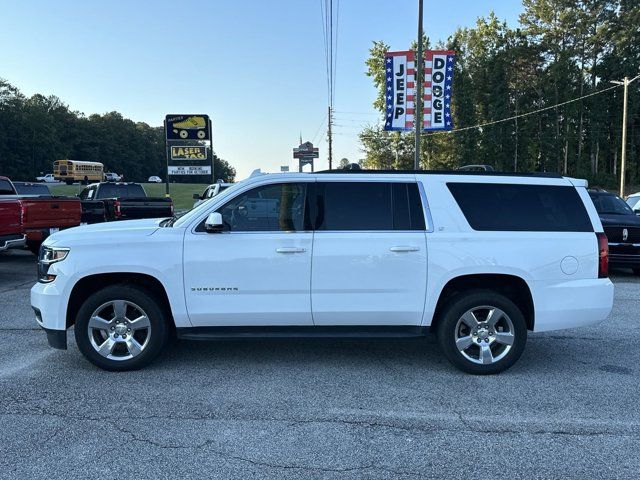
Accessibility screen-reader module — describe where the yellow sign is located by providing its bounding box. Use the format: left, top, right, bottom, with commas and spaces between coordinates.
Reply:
170, 146, 207, 160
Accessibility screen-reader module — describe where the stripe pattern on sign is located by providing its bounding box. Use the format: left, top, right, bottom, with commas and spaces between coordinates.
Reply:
384, 51, 415, 131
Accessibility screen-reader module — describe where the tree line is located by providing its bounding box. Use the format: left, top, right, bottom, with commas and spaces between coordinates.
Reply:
360, 0, 640, 192
0, 80, 236, 183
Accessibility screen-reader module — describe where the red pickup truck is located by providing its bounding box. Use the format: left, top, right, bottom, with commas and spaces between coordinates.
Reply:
0, 176, 82, 254
0, 198, 25, 252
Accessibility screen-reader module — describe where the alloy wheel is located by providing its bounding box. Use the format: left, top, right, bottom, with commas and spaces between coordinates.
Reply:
87, 300, 152, 361
454, 306, 515, 365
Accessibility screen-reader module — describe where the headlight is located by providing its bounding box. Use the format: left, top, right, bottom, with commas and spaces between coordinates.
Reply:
38, 247, 70, 283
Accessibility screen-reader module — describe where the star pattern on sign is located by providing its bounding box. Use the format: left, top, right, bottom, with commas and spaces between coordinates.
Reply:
442, 54, 455, 131
386, 57, 392, 64
387, 76, 391, 82
386, 67, 391, 73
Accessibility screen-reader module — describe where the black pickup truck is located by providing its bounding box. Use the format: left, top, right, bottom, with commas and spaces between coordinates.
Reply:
589, 189, 640, 276
78, 182, 173, 223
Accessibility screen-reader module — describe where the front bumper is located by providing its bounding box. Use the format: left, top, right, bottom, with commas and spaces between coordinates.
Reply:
32, 306, 67, 349
31, 280, 70, 350
44, 327, 67, 349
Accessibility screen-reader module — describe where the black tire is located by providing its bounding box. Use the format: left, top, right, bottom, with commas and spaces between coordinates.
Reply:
436, 290, 527, 375
633, 268, 640, 276
74, 284, 169, 371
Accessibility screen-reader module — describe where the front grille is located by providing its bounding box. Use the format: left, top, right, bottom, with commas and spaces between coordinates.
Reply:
604, 226, 640, 243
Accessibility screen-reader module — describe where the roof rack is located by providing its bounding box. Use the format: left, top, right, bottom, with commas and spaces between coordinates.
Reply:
314, 169, 564, 179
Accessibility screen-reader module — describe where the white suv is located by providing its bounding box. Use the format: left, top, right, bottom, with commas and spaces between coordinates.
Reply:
31, 171, 614, 374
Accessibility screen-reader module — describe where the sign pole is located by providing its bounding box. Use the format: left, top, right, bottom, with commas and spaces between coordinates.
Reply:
164, 119, 170, 197
209, 119, 214, 184
414, 0, 424, 170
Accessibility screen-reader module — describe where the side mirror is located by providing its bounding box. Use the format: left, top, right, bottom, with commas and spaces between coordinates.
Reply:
204, 212, 224, 233
192, 193, 200, 200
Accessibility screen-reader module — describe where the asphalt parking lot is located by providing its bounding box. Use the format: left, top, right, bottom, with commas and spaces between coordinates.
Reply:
0, 249, 639, 479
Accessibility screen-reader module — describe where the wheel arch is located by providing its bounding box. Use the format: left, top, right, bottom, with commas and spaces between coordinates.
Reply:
66, 272, 174, 330
429, 273, 535, 332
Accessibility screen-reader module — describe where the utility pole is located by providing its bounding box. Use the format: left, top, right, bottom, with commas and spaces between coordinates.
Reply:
414, 0, 424, 170
611, 73, 640, 197
328, 105, 333, 169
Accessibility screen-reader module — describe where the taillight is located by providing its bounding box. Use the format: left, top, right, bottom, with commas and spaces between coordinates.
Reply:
113, 200, 121, 218
596, 232, 609, 278
19, 201, 25, 227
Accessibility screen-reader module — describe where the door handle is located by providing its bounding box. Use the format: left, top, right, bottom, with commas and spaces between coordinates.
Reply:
389, 246, 420, 253
276, 247, 306, 253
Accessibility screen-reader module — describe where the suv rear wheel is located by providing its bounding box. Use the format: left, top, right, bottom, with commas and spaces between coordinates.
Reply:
436, 290, 527, 375
74, 285, 168, 371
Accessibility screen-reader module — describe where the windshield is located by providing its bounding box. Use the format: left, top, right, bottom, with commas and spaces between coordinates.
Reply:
173, 181, 245, 227
590, 194, 635, 215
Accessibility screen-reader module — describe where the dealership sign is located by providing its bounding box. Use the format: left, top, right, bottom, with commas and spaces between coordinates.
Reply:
167, 165, 211, 175
382, 50, 455, 132
423, 50, 455, 131
165, 114, 211, 141
384, 51, 415, 131
170, 146, 207, 160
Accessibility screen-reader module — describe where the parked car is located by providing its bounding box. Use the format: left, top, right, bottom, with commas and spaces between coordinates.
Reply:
104, 172, 122, 182
456, 164, 495, 172
148, 176, 162, 183
32, 170, 614, 374
192, 182, 233, 208
626, 192, 640, 213
0, 198, 25, 252
36, 174, 58, 183
0, 176, 82, 254
78, 182, 173, 222
12, 182, 52, 197
589, 189, 640, 275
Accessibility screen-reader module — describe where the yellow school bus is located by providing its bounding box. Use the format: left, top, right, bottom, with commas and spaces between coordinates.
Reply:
53, 160, 104, 185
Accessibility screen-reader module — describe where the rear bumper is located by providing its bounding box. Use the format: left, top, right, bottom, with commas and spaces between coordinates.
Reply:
0, 234, 25, 252
533, 278, 614, 332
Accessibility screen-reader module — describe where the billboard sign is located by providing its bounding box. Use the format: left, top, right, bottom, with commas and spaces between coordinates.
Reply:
423, 50, 455, 131
168, 165, 211, 175
165, 114, 210, 140
383, 51, 415, 131
170, 146, 207, 160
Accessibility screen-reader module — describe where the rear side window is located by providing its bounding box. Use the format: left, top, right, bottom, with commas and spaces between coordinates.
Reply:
98, 184, 145, 198
316, 182, 425, 231
447, 183, 593, 232
14, 183, 50, 195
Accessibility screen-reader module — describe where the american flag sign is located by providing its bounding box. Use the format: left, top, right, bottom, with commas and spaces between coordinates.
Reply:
384, 51, 415, 131
423, 50, 455, 131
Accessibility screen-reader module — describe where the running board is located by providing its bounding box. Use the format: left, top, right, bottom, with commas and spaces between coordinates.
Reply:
177, 325, 429, 341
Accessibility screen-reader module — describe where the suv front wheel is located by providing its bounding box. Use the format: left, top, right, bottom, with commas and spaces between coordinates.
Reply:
437, 290, 527, 375
74, 285, 169, 371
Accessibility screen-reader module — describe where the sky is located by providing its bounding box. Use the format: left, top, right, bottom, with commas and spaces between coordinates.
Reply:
0, 0, 524, 179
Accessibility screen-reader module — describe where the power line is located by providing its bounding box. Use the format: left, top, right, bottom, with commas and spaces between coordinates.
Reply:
426, 84, 621, 136
320, 0, 339, 168
353, 83, 622, 140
